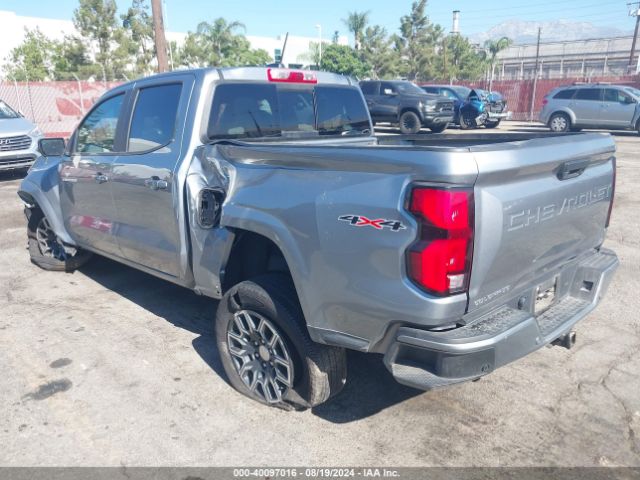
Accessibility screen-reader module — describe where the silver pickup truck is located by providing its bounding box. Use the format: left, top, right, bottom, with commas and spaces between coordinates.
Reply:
18, 67, 619, 410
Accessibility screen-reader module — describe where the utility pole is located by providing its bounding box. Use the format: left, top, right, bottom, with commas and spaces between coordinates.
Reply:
443, 36, 448, 82
529, 27, 542, 122
628, 2, 640, 73
151, 0, 169, 73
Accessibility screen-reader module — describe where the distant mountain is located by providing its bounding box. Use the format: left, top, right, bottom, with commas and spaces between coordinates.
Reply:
468, 20, 632, 45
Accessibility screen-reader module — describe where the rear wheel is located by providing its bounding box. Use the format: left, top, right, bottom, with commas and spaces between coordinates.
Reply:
429, 123, 448, 133
215, 274, 347, 410
549, 113, 571, 133
399, 111, 421, 134
27, 209, 91, 272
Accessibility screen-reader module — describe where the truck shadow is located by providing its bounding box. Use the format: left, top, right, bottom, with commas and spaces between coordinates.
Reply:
80, 255, 424, 421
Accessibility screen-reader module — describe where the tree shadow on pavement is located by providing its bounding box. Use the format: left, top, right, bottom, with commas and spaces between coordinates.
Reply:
312, 350, 423, 423
81, 255, 425, 418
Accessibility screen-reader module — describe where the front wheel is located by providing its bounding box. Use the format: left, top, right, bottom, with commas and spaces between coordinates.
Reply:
215, 274, 347, 410
27, 209, 92, 272
460, 110, 478, 130
399, 111, 421, 134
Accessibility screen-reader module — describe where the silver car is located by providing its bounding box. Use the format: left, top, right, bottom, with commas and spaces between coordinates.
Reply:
0, 100, 43, 171
540, 83, 640, 133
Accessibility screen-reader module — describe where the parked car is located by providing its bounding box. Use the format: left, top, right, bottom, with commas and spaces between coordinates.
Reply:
19, 67, 618, 410
359, 80, 454, 133
540, 83, 640, 133
0, 100, 43, 172
421, 84, 511, 129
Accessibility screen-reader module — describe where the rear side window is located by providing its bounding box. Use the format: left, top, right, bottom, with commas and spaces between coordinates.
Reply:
553, 89, 576, 100
207, 83, 370, 140
128, 83, 182, 152
359, 82, 378, 95
76, 94, 124, 154
574, 88, 602, 101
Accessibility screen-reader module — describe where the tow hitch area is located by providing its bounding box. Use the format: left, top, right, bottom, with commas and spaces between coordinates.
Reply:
552, 331, 577, 350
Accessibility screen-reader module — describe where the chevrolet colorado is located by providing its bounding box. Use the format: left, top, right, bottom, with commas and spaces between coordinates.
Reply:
18, 67, 619, 410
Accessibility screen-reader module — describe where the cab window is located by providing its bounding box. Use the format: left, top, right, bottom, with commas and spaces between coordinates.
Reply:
604, 89, 633, 103
76, 94, 124, 154
127, 83, 183, 153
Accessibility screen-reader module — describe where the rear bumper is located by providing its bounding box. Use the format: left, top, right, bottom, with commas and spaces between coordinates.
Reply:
383, 248, 618, 390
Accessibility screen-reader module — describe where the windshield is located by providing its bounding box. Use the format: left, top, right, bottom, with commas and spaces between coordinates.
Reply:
207, 83, 371, 140
0, 101, 20, 119
395, 82, 428, 96
623, 86, 640, 98
451, 86, 471, 98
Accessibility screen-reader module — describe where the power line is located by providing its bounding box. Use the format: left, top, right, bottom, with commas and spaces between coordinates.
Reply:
428, 0, 620, 16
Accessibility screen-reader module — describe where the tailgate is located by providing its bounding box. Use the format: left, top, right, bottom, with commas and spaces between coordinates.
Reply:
467, 133, 615, 313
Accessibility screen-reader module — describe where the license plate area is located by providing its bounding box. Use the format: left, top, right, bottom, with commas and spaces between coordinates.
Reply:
535, 277, 557, 314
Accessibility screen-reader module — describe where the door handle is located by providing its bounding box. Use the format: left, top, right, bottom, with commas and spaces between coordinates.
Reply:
144, 177, 168, 190
94, 173, 109, 184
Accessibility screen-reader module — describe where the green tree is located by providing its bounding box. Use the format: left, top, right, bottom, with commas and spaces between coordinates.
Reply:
396, 0, 443, 80
360, 25, 399, 79
177, 18, 271, 68
3, 28, 56, 81
342, 10, 370, 50
52, 35, 97, 80
73, 0, 123, 79
320, 44, 369, 78
484, 36, 512, 90
297, 41, 321, 68
438, 35, 487, 81
120, 0, 155, 76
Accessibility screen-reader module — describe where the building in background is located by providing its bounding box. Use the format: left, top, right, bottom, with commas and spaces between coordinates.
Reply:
496, 36, 638, 80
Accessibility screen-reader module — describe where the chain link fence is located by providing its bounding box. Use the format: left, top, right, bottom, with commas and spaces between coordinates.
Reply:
0, 81, 121, 137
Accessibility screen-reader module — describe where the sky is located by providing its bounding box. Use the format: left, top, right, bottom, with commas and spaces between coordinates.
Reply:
0, 0, 635, 40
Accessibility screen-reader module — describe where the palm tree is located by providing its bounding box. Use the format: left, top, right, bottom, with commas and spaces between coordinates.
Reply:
484, 36, 512, 91
197, 18, 246, 62
342, 11, 370, 50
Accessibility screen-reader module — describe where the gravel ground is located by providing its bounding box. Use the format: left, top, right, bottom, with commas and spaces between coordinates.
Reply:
0, 122, 638, 467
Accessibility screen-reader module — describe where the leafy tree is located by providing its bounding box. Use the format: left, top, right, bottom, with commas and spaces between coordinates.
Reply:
297, 41, 321, 68
396, 0, 443, 80
3, 28, 55, 81
484, 36, 512, 90
73, 0, 123, 79
177, 18, 270, 68
320, 44, 369, 78
53, 35, 98, 80
437, 35, 488, 81
360, 25, 399, 79
342, 10, 370, 50
121, 0, 155, 76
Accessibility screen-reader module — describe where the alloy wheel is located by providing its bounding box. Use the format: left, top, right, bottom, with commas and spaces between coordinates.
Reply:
35, 217, 67, 261
227, 309, 294, 404
550, 115, 568, 132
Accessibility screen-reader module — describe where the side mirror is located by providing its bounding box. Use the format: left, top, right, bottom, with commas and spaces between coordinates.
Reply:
625, 96, 636, 104
38, 138, 66, 157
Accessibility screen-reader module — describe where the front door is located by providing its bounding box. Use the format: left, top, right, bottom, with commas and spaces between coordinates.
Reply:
109, 77, 193, 278
59, 92, 127, 256
376, 82, 401, 121
601, 88, 637, 128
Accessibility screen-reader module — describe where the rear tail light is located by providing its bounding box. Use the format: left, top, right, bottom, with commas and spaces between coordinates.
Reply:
267, 68, 317, 84
406, 186, 474, 296
606, 156, 616, 228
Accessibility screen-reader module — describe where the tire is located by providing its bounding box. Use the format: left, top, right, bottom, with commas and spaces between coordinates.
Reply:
459, 109, 477, 130
429, 123, 448, 133
215, 274, 347, 410
485, 120, 501, 129
549, 112, 571, 133
27, 208, 92, 272
399, 111, 421, 134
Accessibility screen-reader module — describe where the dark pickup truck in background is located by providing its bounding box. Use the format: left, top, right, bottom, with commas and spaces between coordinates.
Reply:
360, 80, 454, 134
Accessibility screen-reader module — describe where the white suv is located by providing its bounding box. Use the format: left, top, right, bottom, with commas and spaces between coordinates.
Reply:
0, 100, 43, 171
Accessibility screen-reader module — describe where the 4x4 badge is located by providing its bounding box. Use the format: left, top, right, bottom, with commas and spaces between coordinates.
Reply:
339, 215, 406, 232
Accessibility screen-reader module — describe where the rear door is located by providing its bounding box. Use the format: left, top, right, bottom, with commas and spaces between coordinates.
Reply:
467, 134, 615, 314
109, 75, 194, 277
570, 87, 603, 126
59, 91, 128, 256
601, 88, 637, 128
